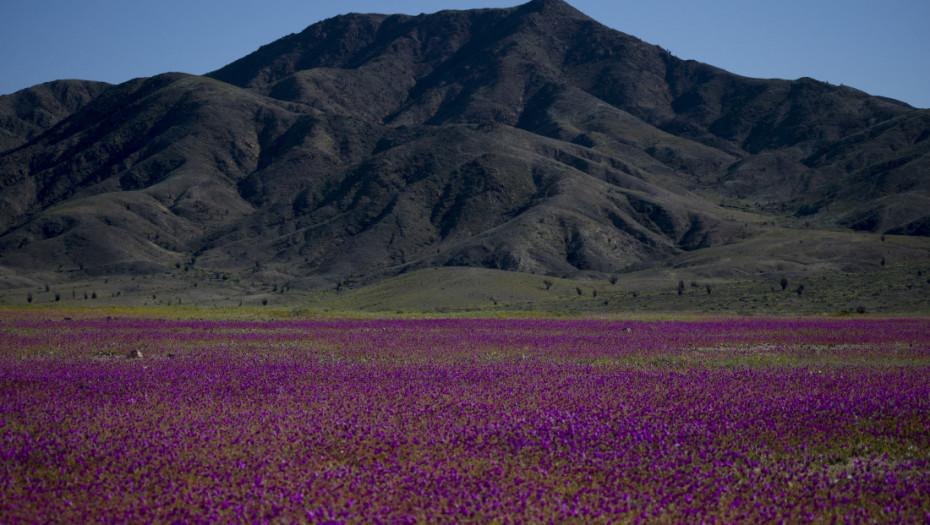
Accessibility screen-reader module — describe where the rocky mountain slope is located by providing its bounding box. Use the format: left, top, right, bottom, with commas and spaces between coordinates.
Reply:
1, 0, 928, 291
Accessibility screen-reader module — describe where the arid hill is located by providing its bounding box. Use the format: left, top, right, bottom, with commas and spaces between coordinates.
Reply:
1, 0, 928, 293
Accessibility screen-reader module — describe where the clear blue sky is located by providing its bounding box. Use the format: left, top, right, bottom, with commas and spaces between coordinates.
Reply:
3, 0, 928, 108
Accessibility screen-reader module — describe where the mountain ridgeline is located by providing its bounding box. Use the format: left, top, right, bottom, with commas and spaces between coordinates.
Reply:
1, 0, 928, 291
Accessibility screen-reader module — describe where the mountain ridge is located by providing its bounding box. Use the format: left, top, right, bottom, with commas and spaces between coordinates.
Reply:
0, 0, 927, 296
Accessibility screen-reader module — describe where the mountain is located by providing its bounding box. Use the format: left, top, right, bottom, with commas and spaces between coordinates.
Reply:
0, 79, 111, 152
1, 0, 928, 294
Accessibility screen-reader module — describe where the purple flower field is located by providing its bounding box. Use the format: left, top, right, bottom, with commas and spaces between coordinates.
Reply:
2, 314, 929, 523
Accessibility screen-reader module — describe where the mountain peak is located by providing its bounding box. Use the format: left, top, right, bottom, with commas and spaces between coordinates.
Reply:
518, 0, 590, 19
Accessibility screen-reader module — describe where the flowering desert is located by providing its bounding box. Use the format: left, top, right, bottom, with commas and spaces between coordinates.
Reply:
2, 312, 929, 523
